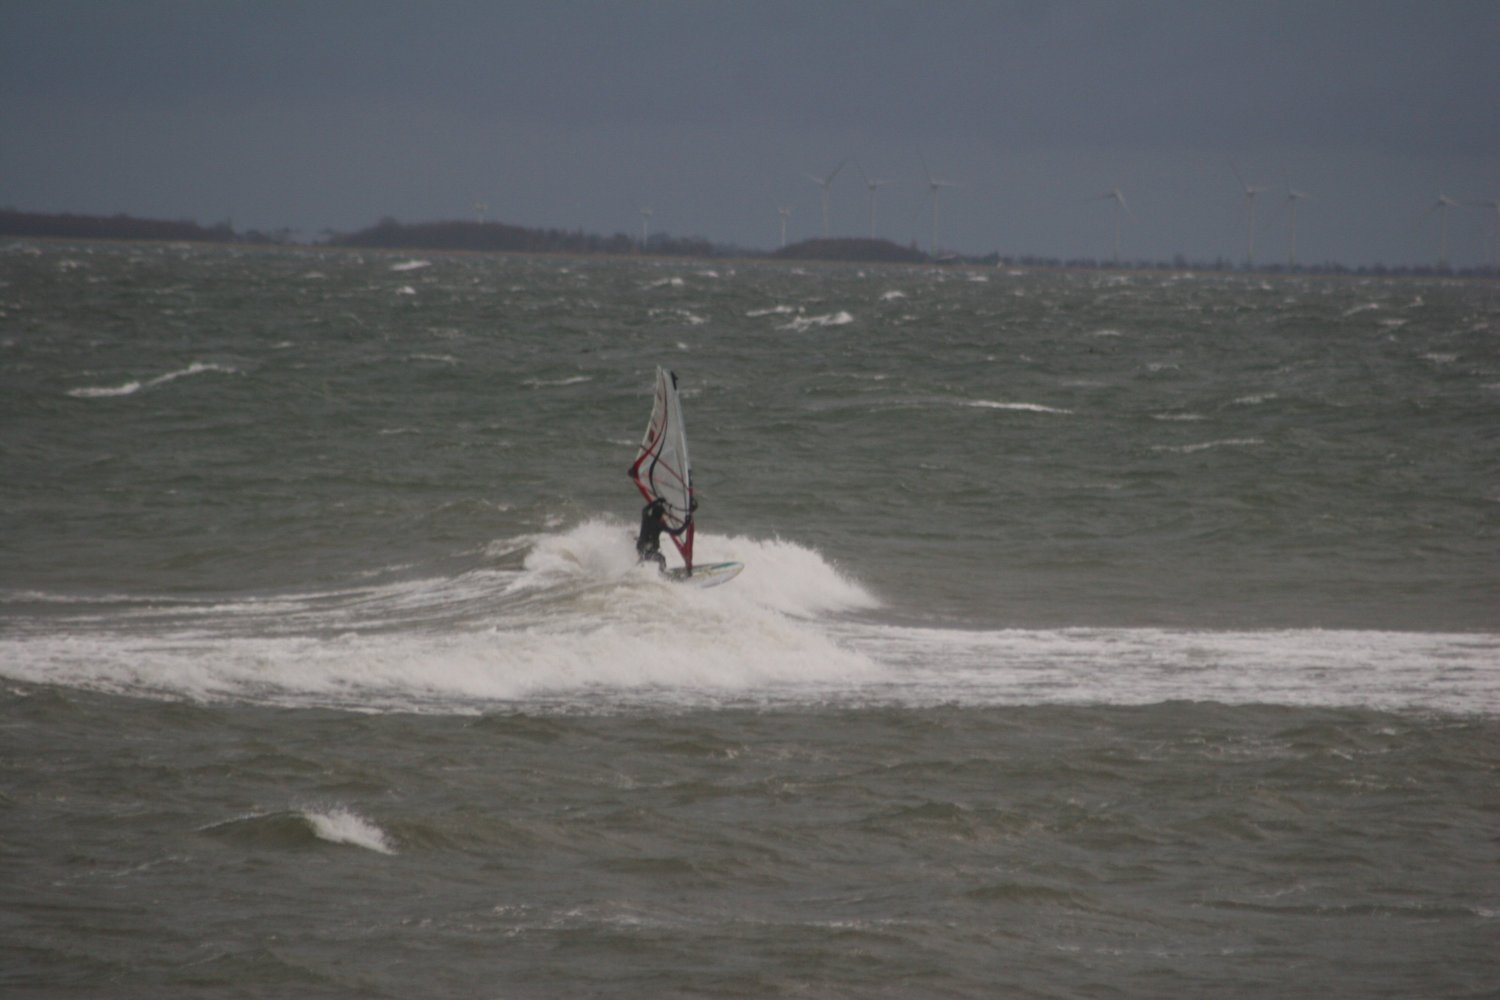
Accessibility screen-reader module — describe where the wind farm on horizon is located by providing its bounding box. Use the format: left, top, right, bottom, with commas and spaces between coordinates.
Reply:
634, 152, 1496, 273
747, 151, 1488, 274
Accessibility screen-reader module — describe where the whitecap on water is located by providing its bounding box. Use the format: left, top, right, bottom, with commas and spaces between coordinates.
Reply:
1151, 438, 1264, 454
67, 361, 237, 399
782, 311, 854, 332
304, 807, 397, 854
965, 400, 1073, 414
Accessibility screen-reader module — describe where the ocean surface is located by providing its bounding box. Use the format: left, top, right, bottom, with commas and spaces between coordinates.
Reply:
2, 241, 1497, 998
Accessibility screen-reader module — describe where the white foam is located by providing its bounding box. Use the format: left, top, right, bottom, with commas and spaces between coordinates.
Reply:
649, 307, 707, 326
67, 362, 237, 398
966, 400, 1073, 414
304, 807, 397, 854
390, 259, 431, 272
1152, 438, 1263, 454
0, 521, 882, 712
3, 619, 1494, 717
6, 521, 1492, 717
782, 311, 854, 332
835, 625, 1500, 715
523, 375, 592, 387
68, 380, 143, 398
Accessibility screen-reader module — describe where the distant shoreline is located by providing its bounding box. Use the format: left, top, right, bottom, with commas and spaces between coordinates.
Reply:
3, 209, 1495, 280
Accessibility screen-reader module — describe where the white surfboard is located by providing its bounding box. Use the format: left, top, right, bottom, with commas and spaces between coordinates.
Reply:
665, 561, 744, 589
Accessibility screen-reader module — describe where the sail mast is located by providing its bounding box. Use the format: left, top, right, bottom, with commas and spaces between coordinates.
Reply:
628, 367, 695, 571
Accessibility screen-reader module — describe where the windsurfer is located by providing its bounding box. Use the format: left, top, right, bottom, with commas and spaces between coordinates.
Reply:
636, 496, 690, 573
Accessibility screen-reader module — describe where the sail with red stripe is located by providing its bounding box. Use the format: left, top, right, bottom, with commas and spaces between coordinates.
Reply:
629, 367, 695, 571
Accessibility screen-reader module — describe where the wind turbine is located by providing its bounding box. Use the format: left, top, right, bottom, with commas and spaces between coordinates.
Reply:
638, 205, 654, 252
776, 203, 792, 249
922, 155, 958, 259
474, 200, 488, 224
1084, 187, 1130, 265
1284, 185, 1311, 268
1424, 193, 1460, 268
855, 161, 895, 239
804, 159, 847, 239
1232, 163, 1268, 268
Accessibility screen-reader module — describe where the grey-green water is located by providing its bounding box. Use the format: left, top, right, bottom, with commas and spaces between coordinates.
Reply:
2, 242, 1497, 997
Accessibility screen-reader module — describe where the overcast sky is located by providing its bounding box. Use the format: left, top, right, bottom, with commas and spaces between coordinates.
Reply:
2, 1, 1496, 267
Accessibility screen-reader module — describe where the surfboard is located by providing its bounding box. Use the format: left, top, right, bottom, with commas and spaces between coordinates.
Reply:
665, 561, 744, 589
629, 367, 744, 587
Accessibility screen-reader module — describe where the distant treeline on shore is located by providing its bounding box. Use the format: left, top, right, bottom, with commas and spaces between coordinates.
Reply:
337, 216, 728, 259
1, 209, 239, 245
2, 208, 1494, 277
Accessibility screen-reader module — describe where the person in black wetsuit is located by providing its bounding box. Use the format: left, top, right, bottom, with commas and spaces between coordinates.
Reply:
636, 497, 687, 573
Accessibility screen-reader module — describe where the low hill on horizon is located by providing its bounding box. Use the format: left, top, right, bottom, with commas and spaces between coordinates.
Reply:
0, 209, 237, 244
333, 217, 731, 259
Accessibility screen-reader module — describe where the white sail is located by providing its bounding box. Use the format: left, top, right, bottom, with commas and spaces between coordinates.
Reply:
629, 367, 695, 569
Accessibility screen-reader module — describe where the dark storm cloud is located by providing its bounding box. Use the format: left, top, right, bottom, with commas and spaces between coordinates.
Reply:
2, 1, 1496, 265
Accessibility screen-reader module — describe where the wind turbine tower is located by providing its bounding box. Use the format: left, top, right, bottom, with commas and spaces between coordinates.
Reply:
856, 161, 894, 239
1232, 163, 1268, 268
1426, 193, 1460, 268
1088, 187, 1129, 265
922, 156, 957, 259
474, 201, 488, 224
805, 159, 847, 239
1284, 186, 1310, 267
777, 204, 792, 249
639, 205, 653, 253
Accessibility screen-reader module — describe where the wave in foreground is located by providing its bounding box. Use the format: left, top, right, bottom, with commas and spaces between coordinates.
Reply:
2, 522, 1495, 716
200, 808, 397, 854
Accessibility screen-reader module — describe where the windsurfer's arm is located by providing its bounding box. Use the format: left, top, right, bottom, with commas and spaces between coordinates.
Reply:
678, 491, 699, 530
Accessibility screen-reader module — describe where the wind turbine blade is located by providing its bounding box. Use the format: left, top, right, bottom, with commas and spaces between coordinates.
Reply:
1231, 161, 1249, 192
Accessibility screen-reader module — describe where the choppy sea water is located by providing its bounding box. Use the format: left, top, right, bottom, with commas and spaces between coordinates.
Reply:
2, 241, 1497, 998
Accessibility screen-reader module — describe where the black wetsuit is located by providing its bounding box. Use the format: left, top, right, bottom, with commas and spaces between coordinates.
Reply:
636, 501, 684, 571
